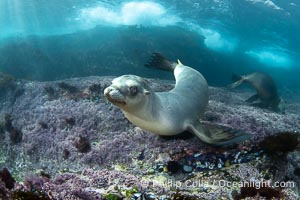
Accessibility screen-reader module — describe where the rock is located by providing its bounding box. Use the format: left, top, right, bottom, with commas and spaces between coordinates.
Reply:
183, 165, 193, 173
144, 192, 156, 200
166, 161, 182, 174
131, 193, 142, 200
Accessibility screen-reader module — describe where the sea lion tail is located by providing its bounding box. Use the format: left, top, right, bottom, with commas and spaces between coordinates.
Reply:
144, 52, 177, 71
188, 120, 252, 146
228, 74, 245, 89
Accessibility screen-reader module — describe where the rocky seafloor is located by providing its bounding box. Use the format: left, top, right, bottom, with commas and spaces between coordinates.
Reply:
0, 75, 300, 200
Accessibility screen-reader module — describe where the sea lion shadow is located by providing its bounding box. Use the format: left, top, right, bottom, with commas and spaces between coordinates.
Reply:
159, 131, 195, 140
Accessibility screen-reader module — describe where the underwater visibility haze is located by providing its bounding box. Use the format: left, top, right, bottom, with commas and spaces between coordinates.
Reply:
0, 0, 300, 199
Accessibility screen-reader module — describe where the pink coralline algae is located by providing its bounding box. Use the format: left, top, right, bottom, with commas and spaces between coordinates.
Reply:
0, 76, 299, 199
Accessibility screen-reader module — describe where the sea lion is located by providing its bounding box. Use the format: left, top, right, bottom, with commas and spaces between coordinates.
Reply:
229, 72, 285, 113
104, 53, 251, 145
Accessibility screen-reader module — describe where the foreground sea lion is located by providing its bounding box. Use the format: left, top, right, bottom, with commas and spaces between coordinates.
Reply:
104, 53, 251, 145
229, 72, 285, 113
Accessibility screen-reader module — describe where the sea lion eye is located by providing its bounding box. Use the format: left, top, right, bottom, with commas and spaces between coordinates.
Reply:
129, 86, 138, 96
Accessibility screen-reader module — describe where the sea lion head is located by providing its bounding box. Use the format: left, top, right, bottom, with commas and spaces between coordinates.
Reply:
104, 75, 151, 111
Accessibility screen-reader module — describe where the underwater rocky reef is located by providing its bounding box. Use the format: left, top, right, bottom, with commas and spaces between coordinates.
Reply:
0, 76, 299, 199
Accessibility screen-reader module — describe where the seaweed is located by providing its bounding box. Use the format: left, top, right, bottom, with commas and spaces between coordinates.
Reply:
171, 191, 197, 200
104, 193, 123, 200
0, 187, 7, 200
72, 189, 95, 200
57, 82, 79, 94
136, 149, 145, 160
239, 186, 257, 198
44, 85, 59, 100
74, 135, 91, 153
259, 186, 282, 199
65, 117, 76, 126
11, 190, 51, 200
234, 186, 282, 200
9, 128, 23, 144
88, 83, 102, 93
294, 167, 300, 177
166, 161, 182, 174
3, 114, 13, 132
62, 148, 70, 160
38, 121, 48, 129
0, 72, 15, 89
259, 132, 299, 156
44, 86, 55, 95
24, 175, 48, 191
0, 168, 16, 190
125, 186, 138, 198
3, 114, 23, 144
13, 87, 25, 98
39, 171, 51, 179
85, 83, 103, 101
0, 123, 4, 135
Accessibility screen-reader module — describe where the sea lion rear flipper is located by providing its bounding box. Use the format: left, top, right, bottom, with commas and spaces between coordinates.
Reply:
228, 74, 245, 89
187, 120, 252, 146
144, 52, 177, 71
246, 94, 259, 103
232, 74, 242, 82
250, 102, 267, 108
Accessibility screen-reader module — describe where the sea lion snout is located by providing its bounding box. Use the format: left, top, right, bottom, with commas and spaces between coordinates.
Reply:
104, 86, 115, 98
104, 86, 126, 106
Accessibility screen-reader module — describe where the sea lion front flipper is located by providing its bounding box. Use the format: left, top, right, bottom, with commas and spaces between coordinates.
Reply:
246, 94, 259, 103
144, 52, 177, 71
187, 120, 252, 146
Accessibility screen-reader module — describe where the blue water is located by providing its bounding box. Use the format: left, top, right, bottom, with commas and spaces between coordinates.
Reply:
0, 0, 299, 88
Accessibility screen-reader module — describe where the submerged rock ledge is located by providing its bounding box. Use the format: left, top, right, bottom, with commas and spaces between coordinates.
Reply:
0, 76, 299, 199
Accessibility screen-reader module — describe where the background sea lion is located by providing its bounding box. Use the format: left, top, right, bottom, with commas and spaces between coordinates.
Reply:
104, 53, 251, 146
229, 72, 285, 113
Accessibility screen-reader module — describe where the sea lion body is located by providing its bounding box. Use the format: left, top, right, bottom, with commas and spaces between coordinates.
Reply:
123, 64, 208, 136
230, 72, 284, 113
104, 53, 250, 145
